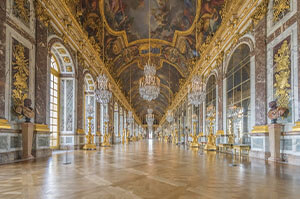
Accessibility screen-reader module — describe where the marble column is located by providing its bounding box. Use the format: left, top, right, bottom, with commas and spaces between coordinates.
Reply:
76, 63, 84, 131
217, 67, 223, 132
35, 20, 48, 124
254, 17, 267, 126
297, 2, 300, 122
0, 0, 6, 119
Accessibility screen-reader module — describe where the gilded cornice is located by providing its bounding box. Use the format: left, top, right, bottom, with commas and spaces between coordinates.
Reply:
38, 0, 142, 124
159, 0, 268, 126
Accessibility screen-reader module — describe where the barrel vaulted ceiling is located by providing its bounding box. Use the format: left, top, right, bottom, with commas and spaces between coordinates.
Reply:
67, 0, 225, 123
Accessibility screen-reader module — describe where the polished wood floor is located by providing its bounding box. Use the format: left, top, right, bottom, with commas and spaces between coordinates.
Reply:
1, 140, 300, 199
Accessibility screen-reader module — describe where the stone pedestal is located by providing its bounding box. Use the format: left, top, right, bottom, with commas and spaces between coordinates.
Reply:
268, 124, 282, 162
22, 123, 34, 159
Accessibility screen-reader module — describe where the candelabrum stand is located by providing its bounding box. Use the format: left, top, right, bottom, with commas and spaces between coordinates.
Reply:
190, 122, 200, 148
101, 122, 111, 147
83, 116, 96, 150
205, 106, 217, 151
122, 129, 126, 144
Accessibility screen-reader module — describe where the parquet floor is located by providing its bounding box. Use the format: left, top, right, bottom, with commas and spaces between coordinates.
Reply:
0, 140, 300, 199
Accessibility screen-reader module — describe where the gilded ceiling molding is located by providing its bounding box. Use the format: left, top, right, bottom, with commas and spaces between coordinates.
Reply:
38, 0, 142, 124
35, 0, 50, 27
159, 0, 262, 125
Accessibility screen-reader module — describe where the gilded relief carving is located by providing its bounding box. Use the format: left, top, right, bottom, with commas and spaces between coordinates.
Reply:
13, 0, 31, 25
273, 40, 291, 110
273, 0, 290, 22
12, 41, 30, 119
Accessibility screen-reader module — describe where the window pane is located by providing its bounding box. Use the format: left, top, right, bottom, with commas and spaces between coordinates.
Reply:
227, 90, 233, 106
242, 81, 250, 99
227, 75, 233, 91
234, 85, 241, 103
234, 69, 241, 86
242, 65, 250, 82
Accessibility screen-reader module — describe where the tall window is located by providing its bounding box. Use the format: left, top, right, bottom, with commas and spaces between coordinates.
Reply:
50, 55, 60, 148
205, 75, 216, 134
226, 44, 250, 144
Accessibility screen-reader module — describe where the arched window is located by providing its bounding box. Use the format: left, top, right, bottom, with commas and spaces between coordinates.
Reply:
50, 55, 60, 148
226, 44, 251, 144
49, 43, 75, 149
205, 75, 216, 134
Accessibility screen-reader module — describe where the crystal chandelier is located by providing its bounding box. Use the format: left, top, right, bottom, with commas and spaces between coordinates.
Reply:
146, 108, 154, 127
188, 75, 206, 107
95, 74, 112, 104
166, 110, 174, 123
139, 0, 160, 102
139, 61, 160, 101
127, 111, 134, 124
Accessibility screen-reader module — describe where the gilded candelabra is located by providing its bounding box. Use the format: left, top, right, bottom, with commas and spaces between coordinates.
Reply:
101, 122, 111, 147
190, 122, 200, 148
83, 116, 96, 150
122, 129, 126, 144
204, 105, 217, 151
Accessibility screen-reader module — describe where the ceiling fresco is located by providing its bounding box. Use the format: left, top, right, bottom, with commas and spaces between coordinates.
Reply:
72, 0, 225, 122
103, 0, 196, 43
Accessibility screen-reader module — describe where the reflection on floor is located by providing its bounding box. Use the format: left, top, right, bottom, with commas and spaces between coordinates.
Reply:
0, 140, 300, 199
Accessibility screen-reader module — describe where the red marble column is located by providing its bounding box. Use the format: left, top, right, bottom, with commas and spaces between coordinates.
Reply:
199, 103, 203, 132
297, 2, 300, 121
217, 67, 223, 131
34, 19, 48, 124
0, 0, 6, 119
76, 62, 84, 130
254, 17, 267, 126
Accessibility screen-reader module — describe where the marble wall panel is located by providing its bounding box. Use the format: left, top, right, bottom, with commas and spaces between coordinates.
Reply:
217, 67, 223, 131
0, 0, 6, 119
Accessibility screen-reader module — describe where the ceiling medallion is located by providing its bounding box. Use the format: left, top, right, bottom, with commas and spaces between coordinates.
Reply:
95, 74, 112, 104
146, 108, 154, 127
188, 75, 206, 107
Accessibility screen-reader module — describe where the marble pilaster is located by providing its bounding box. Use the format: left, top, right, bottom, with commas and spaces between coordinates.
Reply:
217, 68, 223, 131
254, 17, 267, 126
34, 20, 48, 124
0, 0, 6, 119
76, 63, 84, 131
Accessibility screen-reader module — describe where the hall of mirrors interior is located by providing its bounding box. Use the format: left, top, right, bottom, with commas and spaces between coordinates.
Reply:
1, 0, 300, 198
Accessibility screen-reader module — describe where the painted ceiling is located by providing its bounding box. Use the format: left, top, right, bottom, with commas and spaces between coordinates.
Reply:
71, 0, 225, 123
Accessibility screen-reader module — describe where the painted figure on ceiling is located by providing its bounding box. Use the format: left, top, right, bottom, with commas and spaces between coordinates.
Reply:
200, 0, 224, 43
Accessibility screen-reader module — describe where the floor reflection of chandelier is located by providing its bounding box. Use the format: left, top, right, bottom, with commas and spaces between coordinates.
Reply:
127, 111, 134, 124
188, 75, 206, 107
146, 108, 154, 127
139, 62, 160, 101
95, 74, 112, 104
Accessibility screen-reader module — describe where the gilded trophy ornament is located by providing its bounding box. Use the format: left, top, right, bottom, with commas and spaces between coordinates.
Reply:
274, 40, 291, 110
12, 43, 30, 119
273, 0, 290, 22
